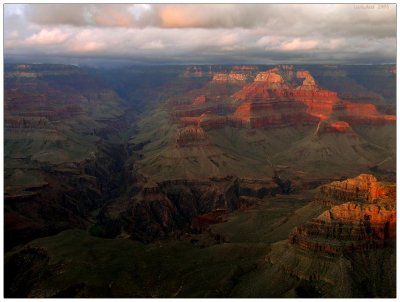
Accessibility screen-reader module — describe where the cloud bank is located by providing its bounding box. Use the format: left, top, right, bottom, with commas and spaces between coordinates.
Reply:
4, 4, 396, 64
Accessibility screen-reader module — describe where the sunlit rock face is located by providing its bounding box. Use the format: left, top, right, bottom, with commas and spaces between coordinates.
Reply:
333, 101, 397, 125
288, 202, 395, 254
136, 65, 396, 189
266, 174, 395, 295
322, 121, 351, 133
296, 70, 317, 87
287, 174, 396, 255
192, 95, 208, 106
173, 66, 395, 136
319, 174, 396, 203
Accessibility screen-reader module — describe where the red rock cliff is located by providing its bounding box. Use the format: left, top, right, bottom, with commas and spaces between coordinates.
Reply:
288, 174, 396, 255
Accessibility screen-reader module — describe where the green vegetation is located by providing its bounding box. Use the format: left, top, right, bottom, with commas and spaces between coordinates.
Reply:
6, 196, 317, 298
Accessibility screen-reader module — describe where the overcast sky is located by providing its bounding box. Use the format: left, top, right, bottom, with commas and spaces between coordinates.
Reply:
4, 3, 397, 65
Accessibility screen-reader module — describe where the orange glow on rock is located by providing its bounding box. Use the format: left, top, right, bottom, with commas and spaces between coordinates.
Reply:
328, 121, 351, 132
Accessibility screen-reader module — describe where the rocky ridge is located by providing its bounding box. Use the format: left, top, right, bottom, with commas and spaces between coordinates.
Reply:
267, 174, 396, 293
170, 66, 395, 140
95, 176, 282, 242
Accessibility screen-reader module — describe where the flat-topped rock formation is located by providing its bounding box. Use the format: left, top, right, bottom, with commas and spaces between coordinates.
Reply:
267, 174, 396, 291
254, 68, 285, 84
288, 201, 395, 255
212, 72, 248, 82
319, 174, 396, 203
176, 126, 207, 147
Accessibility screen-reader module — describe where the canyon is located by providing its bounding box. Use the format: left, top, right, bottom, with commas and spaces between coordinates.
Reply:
4, 63, 396, 298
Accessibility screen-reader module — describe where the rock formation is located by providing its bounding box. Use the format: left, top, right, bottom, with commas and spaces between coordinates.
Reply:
192, 95, 207, 106
296, 70, 317, 88
101, 176, 281, 241
254, 68, 286, 87
176, 126, 207, 147
319, 174, 395, 203
289, 174, 396, 254
4, 64, 128, 250
267, 174, 396, 290
190, 209, 227, 233
4, 63, 396, 298
317, 121, 353, 135
173, 66, 395, 134
212, 72, 248, 82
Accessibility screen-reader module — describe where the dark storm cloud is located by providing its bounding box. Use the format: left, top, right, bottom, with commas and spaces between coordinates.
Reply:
4, 3, 396, 64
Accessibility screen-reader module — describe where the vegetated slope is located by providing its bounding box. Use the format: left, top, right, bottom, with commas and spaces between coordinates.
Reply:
4, 193, 316, 298
130, 65, 395, 183
4, 64, 130, 250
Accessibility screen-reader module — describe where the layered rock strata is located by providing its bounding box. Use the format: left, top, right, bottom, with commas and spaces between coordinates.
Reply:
170, 66, 395, 135
267, 174, 396, 290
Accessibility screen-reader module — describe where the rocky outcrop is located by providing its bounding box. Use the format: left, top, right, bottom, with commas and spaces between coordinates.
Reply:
228, 73, 248, 82
254, 68, 285, 87
267, 174, 396, 295
176, 126, 207, 147
126, 177, 240, 241
238, 178, 281, 197
317, 121, 353, 135
233, 99, 320, 128
232, 84, 271, 102
288, 202, 396, 255
333, 101, 396, 125
212, 72, 248, 82
192, 95, 207, 106
5, 116, 51, 129
270, 174, 396, 256
198, 112, 229, 130
293, 87, 338, 99
111, 176, 282, 241
173, 66, 395, 133
296, 70, 317, 88
318, 174, 395, 203
301, 99, 338, 121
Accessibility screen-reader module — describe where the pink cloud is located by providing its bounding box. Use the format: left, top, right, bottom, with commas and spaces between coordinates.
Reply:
281, 38, 319, 51
25, 29, 70, 45
159, 6, 195, 28
93, 5, 134, 27
69, 41, 105, 53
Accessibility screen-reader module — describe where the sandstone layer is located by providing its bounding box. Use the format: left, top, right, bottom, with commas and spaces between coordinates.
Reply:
267, 174, 396, 295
